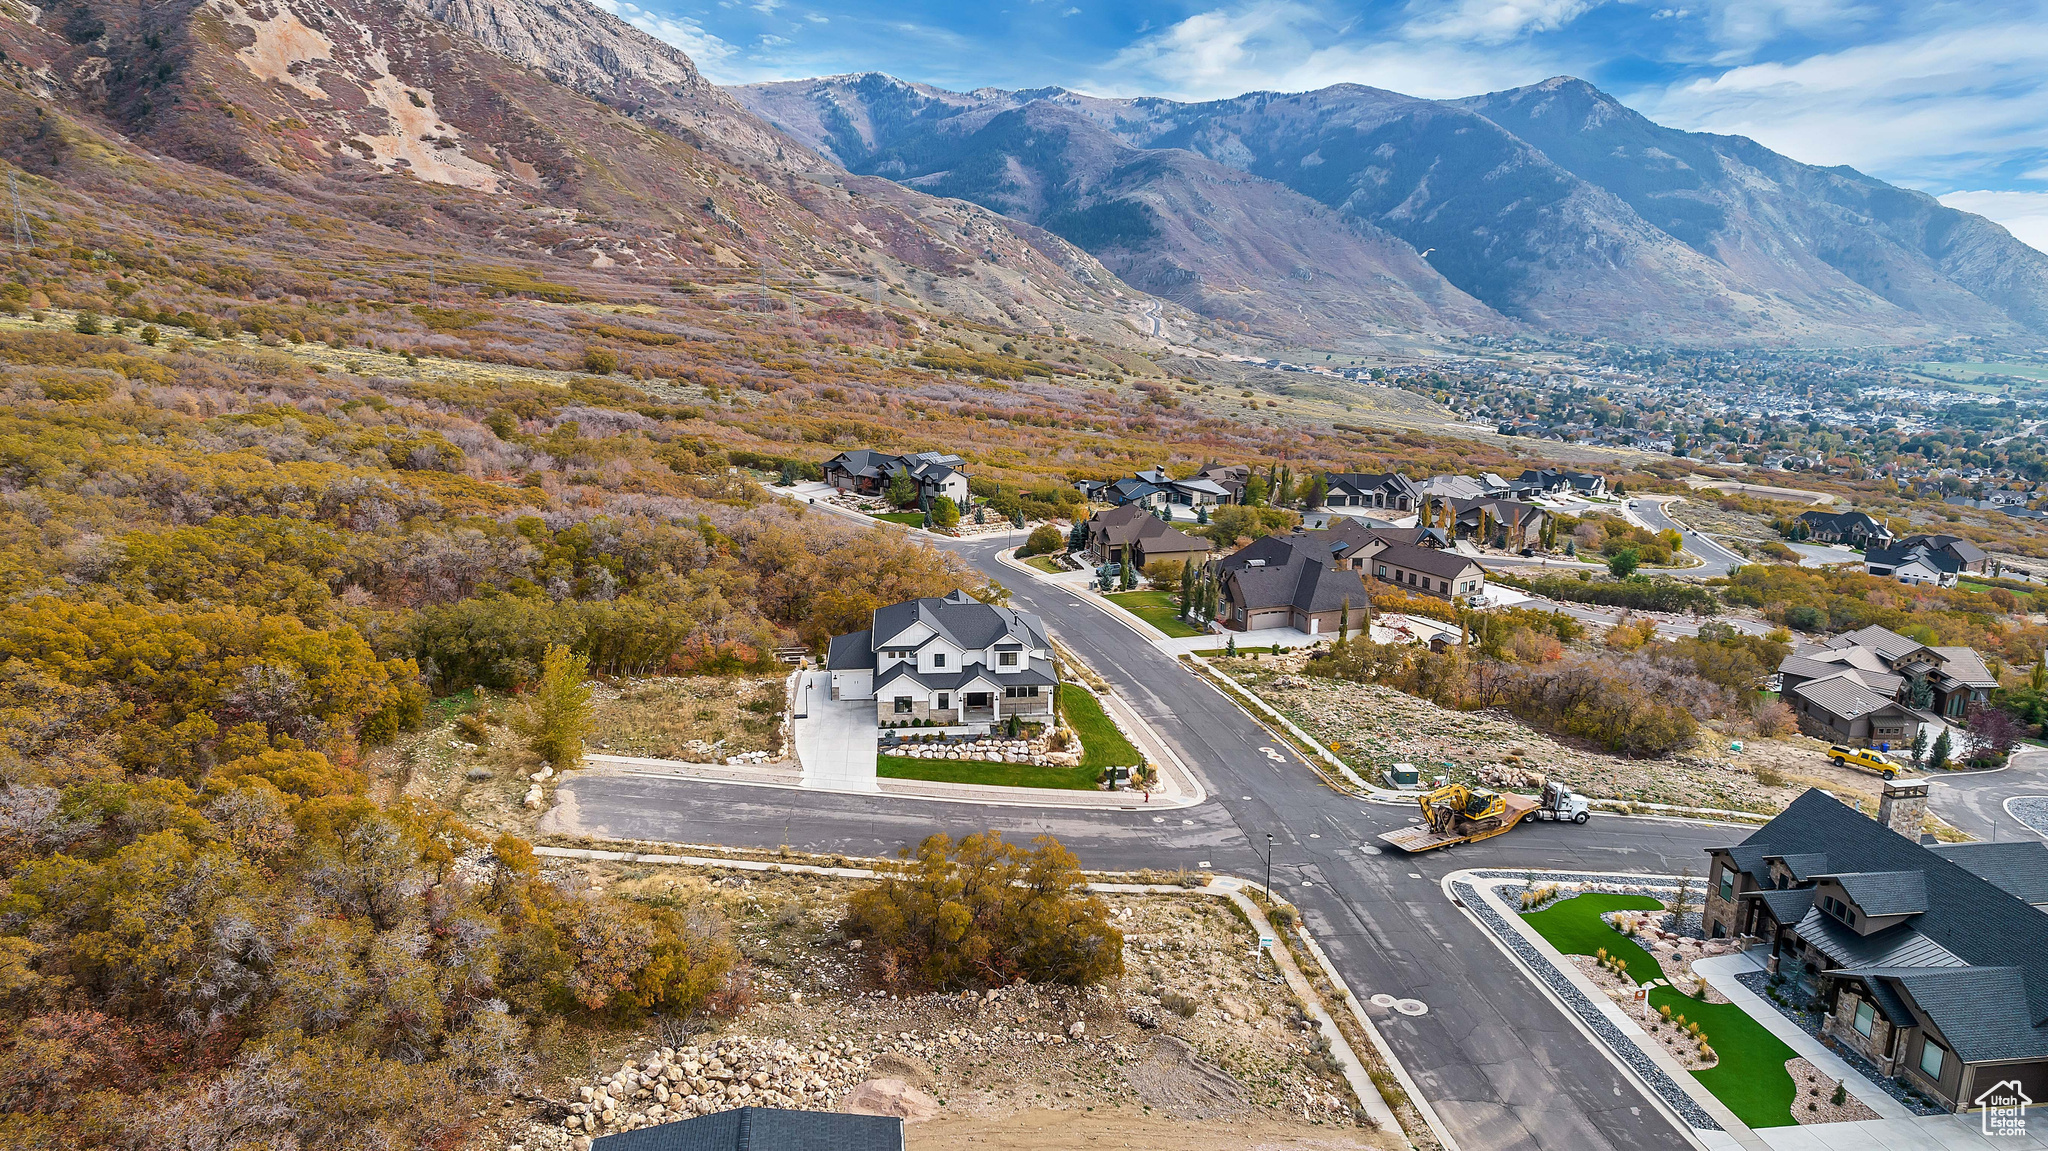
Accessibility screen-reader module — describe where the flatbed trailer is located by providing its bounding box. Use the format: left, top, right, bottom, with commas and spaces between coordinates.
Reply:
1379, 793, 1538, 852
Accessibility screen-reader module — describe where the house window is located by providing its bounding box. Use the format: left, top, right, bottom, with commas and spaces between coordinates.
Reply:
999, 652, 1018, 667
1919, 1040, 1944, 1080
1853, 999, 1875, 1037
1718, 869, 1734, 902
893, 697, 913, 714
937, 693, 950, 711
933, 653, 947, 668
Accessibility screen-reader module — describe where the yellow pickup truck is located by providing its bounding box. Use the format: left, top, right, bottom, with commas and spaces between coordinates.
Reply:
1828, 745, 1900, 780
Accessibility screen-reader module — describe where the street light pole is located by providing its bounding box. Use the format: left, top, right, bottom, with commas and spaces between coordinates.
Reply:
1265, 833, 1274, 900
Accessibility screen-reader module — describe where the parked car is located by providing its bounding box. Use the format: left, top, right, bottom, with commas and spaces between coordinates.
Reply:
1828, 744, 1900, 780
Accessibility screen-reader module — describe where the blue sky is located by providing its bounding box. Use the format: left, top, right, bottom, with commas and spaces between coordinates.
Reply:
588, 0, 2048, 251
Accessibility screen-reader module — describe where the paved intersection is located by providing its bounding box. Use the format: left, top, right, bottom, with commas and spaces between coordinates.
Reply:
552, 527, 1762, 1151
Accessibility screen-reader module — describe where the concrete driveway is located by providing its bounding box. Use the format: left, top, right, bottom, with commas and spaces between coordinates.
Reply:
791, 671, 878, 792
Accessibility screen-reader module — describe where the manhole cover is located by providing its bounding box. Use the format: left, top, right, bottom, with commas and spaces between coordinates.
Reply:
1394, 999, 1429, 1016
1152, 817, 1165, 824
1369, 994, 1397, 1008
1361, 846, 1383, 855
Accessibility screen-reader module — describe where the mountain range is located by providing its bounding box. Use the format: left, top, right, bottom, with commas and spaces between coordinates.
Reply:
0, 0, 1164, 343
4, 0, 2045, 349
733, 74, 2048, 346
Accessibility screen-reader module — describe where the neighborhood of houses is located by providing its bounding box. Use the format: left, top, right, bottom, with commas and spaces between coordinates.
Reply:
1792, 508, 1999, 588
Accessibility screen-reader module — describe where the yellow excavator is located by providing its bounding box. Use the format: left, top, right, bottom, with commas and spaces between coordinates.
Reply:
1378, 781, 1585, 852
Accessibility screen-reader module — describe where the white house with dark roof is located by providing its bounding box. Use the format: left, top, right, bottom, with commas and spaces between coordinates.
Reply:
825, 590, 1055, 729
1321, 472, 1419, 513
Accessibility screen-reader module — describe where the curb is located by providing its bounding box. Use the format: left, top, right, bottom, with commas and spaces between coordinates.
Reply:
1442, 869, 1768, 1151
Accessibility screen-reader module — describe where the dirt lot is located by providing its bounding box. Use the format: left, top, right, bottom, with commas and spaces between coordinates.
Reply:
588, 675, 789, 761
1210, 658, 1896, 816
473, 859, 1389, 1151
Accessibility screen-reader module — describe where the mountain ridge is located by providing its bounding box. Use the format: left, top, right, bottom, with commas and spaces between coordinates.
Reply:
733, 71, 2048, 346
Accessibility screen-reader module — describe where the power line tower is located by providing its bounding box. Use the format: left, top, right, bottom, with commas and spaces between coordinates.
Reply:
7, 172, 33, 254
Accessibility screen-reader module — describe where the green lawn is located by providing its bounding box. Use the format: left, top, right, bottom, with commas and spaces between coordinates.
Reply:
1649, 987, 1798, 1129
870, 510, 925, 526
1060, 684, 1139, 769
1105, 589, 1205, 638
1523, 893, 1797, 1129
876, 756, 1100, 789
1523, 893, 1667, 982
1021, 553, 1066, 573
876, 684, 1140, 789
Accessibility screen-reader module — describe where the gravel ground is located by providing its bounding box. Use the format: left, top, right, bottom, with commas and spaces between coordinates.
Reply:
2007, 796, 2048, 838
464, 861, 1378, 1151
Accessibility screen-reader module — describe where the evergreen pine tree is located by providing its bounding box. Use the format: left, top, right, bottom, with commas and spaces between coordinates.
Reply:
1930, 728, 1952, 771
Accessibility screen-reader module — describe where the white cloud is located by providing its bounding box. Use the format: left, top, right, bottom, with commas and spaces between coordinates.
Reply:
1096, 1, 1560, 100
1635, 23, 2048, 183
1940, 191, 2048, 256
1406, 0, 1603, 45
589, 0, 740, 70
804, 12, 828, 22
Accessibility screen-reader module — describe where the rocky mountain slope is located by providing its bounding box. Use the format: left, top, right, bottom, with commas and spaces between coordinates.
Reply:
0, 0, 1158, 341
734, 74, 1502, 343
734, 73, 2048, 346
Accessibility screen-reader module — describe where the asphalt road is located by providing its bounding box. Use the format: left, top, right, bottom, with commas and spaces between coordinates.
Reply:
1630, 497, 1745, 579
1925, 744, 2048, 841
556, 527, 1741, 1151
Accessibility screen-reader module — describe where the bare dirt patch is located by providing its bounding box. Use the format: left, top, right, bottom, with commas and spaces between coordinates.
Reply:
479, 859, 1389, 1151
589, 675, 789, 762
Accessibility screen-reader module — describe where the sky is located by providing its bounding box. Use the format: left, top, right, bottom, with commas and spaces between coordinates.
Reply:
588, 0, 2048, 252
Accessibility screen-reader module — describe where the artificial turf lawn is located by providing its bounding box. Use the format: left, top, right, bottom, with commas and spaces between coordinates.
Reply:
1522, 893, 1667, 982
876, 685, 1140, 789
1105, 589, 1206, 637
1649, 987, 1798, 1129
1522, 892, 1798, 1129
1058, 684, 1139, 768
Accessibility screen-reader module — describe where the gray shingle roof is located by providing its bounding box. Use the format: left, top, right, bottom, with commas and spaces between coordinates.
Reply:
870, 590, 1050, 653
1928, 842, 2048, 905
1827, 625, 1930, 663
1776, 853, 1831, 882
1747, 886, 1816, 925
1792, 670, 1909, 721
1929, 646, 1998, 689
1732, 790, 2048, 1029
1371, 541, 1482, 581
1831, 871, 1929, 916
826, 630, 874, 671
874, 656, 1055, 692
592, 1106, 904, 1151
1851, 967, 2048, 1062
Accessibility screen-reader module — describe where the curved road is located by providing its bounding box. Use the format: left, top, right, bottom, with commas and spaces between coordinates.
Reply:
1630, 497, 1746, 579
555, 527, 1739, 1151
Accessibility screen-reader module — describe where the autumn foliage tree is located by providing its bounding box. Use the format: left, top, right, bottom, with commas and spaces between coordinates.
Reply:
844, 832, 1122, 990
520, 644, 593, 771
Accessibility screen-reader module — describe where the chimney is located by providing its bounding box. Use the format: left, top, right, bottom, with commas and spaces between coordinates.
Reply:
1876, 780, 1929, 840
